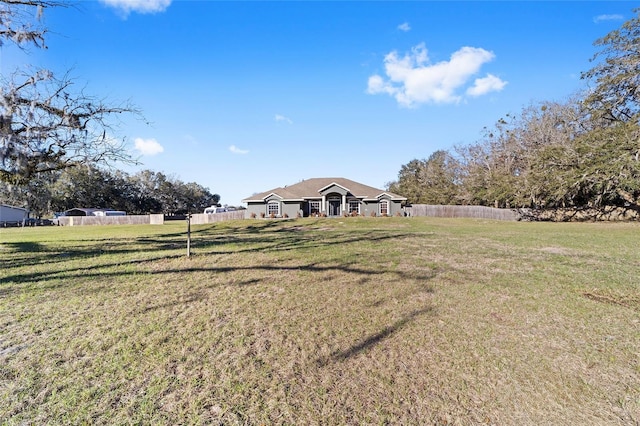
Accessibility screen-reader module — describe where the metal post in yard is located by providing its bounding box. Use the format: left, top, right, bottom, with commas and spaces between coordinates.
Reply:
186, 213, 191, 258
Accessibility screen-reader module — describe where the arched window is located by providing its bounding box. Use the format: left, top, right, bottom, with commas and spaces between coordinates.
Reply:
267, 201, 280, 217
379, 200, 389, 216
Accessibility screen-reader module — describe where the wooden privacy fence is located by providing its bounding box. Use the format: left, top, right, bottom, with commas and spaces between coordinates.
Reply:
57, 207, 517, 225
189, 210, 246, 224
58, 211, 246, 226
407, 204, 519, 221
57, 214, 161, 226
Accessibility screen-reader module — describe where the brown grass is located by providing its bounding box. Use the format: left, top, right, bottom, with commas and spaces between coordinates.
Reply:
0, 218, 639, 424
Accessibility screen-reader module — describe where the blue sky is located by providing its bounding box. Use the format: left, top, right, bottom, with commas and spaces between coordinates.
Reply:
2, 1, 635, 206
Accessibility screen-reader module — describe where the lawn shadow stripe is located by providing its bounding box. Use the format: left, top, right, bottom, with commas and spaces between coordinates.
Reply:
317, 306, 435, 366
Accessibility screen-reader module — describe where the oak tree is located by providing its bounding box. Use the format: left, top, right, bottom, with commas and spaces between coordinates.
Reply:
582, 8, 640, 123
0, 0, 139, 185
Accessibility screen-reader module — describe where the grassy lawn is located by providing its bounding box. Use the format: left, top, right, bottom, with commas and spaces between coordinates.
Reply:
1, 217, 639, 425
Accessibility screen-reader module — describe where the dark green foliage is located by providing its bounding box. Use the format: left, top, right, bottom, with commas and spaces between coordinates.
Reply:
387, 151, 460, 204
47, 166, 220, 215
530, 121, 640, 208
581, 8, 640, 123
0, 166, 221, 215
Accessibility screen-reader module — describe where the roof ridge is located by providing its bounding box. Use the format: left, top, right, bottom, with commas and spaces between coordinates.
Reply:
242, 177, 406, 202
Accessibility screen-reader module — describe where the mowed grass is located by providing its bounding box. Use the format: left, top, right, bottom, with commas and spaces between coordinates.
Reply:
1, 217, 638, 425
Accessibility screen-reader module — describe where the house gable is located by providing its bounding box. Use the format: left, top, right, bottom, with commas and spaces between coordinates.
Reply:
264, 193, 284, 202
363, 192, 406, 202
64, 208, 99, 216
318, 182, 350, 197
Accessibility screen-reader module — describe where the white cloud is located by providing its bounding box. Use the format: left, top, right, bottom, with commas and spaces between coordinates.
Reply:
466, 74, 507, 97
398, 22, 411, 32
367, 42, 507, 107
134, 137, 164, 156
593, 14, 624, 23
275, 114, 293, 124
229, 145, 249, 155
100, 0, 172, 15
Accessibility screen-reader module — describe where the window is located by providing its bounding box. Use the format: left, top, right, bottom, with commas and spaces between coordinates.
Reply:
308, 200, 321, 216
267, 201, 280, 216
348, 200, 360, 215
379, 200, 389, 216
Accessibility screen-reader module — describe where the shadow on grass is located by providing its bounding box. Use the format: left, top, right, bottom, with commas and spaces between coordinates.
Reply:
1, 242, 45, 272
0, 219, 352, 271
1, 221, 419, 288
317, 306, 435, 366
0, 254, 187, 296
137, 293, 204, 314
196, 220, 422, 258
1, 260, 436, 297
2, 241, 45, 253
1, 236, 186, 271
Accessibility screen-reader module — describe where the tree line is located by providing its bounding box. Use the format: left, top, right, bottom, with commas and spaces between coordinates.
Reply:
0, 167, 221, 217
388, 10, 640, 216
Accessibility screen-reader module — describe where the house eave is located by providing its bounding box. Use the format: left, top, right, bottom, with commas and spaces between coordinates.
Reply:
244, 197, 304, 203
243, 192, 285, 203
363, 197, 406, 202
375, 192, 407, 201
0, 204, 28, 212
318, 182, 350, 193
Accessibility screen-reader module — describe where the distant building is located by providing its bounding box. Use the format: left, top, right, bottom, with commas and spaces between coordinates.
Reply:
94, 210, 126, 217
204, 206, 227, 214
0, 204, 30, 225
63, 208, 126, 217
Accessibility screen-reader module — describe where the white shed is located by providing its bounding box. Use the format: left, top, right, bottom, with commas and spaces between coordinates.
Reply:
0, 204, 29, 224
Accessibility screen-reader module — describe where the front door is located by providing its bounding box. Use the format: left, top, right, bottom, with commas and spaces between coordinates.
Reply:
328, 199, 341, 216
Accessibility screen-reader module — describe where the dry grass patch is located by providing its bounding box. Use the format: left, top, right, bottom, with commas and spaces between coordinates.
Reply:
1, 218, 639, 424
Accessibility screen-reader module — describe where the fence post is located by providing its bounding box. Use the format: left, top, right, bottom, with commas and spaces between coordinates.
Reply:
186, 213, 191, 258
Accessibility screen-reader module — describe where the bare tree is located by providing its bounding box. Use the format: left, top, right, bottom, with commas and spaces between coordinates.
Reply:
0, 0, 140, 185
0, 0, 60, 49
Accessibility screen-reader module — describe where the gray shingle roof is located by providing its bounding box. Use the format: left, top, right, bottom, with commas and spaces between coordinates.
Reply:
243, 177, 406, 202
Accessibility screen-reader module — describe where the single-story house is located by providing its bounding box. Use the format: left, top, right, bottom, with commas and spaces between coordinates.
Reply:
243, 177, 407, 218
0, 204, 29, 224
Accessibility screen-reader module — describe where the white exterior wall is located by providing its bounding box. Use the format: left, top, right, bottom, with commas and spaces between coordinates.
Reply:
0, 205, 29, 223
